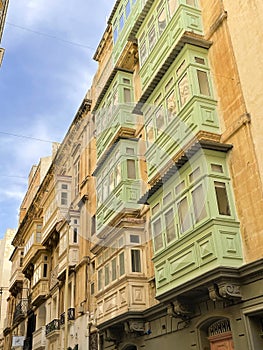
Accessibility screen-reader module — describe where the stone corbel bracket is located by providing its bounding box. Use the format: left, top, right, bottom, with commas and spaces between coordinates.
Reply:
208, 282, 242, 302
167, 299, 193, 320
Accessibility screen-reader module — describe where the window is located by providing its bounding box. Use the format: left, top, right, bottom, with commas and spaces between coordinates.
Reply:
163, 192, 172, 206
126, 147, 135, 155
158, 8, 167, 35
126, 1, 131, 17
131, 249, 141, 272
177, 197, 191, 233
195, 56, 205, 65
61, 192, 68, 206
139, 40, 147, 64
116, 164, 121, 184
164, 208, 176, 243
130, 234, 140, 244
148, 25, 157, 50
119, 252, 125, 276
214, 182, 231, 216
197, 70, 211, 96
109, 171, 114, 192
186, 0, 196, 6
74, 160, 80, 196
211, 164, 223, 173
43, 263, 48, 278
113, 27, 118, 43
168, 0, 178, 17
62, 184, 68, 190
189, 167, 201, 182
91, 215, 96, 236
119, 13, 124, 31
90, 282, 95, 295
178, 73, 191, 106
124, 88, 132, 103
146, 120, 155, 144
104, 264, 110, 286
127, 159, 136, 179
153, 218, 163, 250
192, 184, 207, 223
111, 258, 117, 281
98, 269, 103, 290
73, 228, 78, 243
156, 107, 165, 135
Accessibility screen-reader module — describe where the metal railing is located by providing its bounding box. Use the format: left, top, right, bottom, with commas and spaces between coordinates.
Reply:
13, 299, 28, 324
60, 308, 75, 325
45, 319, 60, 336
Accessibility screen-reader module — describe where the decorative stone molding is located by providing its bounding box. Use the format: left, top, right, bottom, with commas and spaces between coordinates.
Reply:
208, 282, 242, 301
167, 299, 193, 320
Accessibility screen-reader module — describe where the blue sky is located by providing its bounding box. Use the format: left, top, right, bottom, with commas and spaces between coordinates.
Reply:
0, 0, 115, 238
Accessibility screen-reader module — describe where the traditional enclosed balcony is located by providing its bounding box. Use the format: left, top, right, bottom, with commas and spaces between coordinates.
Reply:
57, 215, 80, 279
95, 230, 148, 325
22, 221, 45, 274
45, 319, 60, 338
134, 0, 204, 94
32, 326, 46, 349
95, 139, 143, 236
95, 70, 141, 162
110, 0, 152, 65
27, 253, 49, 305
141, 44, 220, 183
41, 175, 72, 244
9, 248, 24, 296
144, 148, 243, 298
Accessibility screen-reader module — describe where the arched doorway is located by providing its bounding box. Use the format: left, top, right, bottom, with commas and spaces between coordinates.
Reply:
199, 318, 234, 350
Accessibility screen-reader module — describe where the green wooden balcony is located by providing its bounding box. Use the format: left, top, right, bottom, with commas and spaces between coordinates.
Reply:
96, 103, 139, 161
137, 4, 203, 92
145, 96, 219, 181
154, 219, 242, 297
96, 179, 142, 236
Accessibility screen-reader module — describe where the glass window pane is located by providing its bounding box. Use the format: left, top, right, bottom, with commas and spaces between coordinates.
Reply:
177, 197, 191, 233
178, 73, 191, 106
104, 264, 110, 286
139, 41, 147, 65
127, 159, 136, 179
166, 90, 176, 122
156, 107, 165, 134
113, 27, 118, 43
116, 164, 121, 184
112, 259, 117, 281
168, 0, 178, 17
146, 120, 155, 144
148, 25, 157, 50
119, 252, 125, 275
119, 13, 124, 31
197, 70, 211, 96
153, 218, 163, 250
158, 8, 167, 35
214, 182, 231, 216
98, 269, 103, 290
126, 1, 131, 17
165, 208, 176, 243
124, 88, 132, 103
131, 250, 141, 272
192, 184, 207, 223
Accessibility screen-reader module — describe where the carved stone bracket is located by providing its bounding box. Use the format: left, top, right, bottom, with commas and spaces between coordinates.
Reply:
167, 299, 193, 320
208, 282, 242, 301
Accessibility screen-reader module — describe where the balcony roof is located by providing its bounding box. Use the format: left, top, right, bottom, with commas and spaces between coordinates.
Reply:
138, 139, 232, 204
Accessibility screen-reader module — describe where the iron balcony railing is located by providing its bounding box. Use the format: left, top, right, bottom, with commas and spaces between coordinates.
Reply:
13, 299, 28, 324
60, 308, 75, 325
45, 319, 60, 336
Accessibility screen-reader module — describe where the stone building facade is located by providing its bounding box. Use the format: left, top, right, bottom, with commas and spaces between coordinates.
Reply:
3, 1, 263, 350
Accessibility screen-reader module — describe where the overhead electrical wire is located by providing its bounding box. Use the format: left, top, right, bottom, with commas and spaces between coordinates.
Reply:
6, 21, 96, 50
